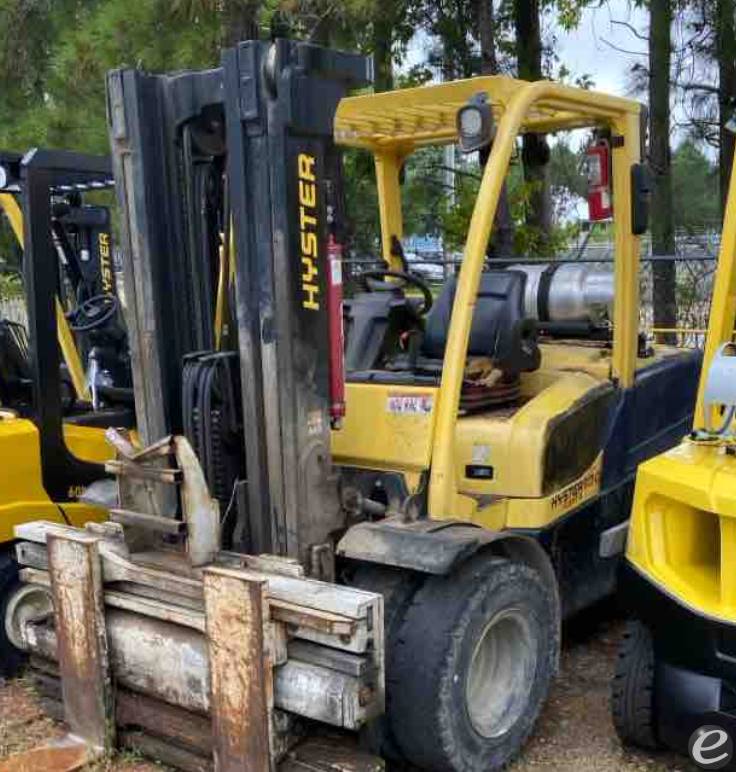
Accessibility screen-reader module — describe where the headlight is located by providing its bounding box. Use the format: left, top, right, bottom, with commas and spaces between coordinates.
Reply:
456, 93, 494, 153
0, 165, 7, 191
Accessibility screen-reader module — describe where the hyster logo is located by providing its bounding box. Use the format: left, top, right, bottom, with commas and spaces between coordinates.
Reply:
99, 232, 114, 294
298, 153, 319, 311
689, 725, 734, 770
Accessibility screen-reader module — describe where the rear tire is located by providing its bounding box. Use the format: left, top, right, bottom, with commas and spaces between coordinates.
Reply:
612, 619, 660, 749
388, 556, 559, 772
0, 548, 24, 677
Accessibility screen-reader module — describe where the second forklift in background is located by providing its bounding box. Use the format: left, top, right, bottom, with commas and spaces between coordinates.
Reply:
612, 146, 736, 760
0, 150, 133, 674
2, 40, 703, 772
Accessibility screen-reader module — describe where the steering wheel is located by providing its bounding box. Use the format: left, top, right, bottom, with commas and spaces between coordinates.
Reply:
360, 269, 434, 314
67, 294, 119, 332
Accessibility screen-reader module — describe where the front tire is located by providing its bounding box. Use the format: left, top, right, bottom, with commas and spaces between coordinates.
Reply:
388, 556, 559, 771
612, 619, 660, 750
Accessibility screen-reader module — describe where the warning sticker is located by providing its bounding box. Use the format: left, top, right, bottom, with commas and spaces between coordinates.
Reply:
387, 393, 434, 416
472, 444, 491, 464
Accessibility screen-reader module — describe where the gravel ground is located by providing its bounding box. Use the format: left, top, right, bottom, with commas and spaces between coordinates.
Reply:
0, 602, 697, 771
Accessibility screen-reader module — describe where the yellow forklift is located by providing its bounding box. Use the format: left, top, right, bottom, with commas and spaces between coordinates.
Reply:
0, 150, 133, 674
2, 41, 702, 772
612, 151, 736, 758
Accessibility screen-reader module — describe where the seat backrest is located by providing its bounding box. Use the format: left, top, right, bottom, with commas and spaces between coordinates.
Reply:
0, 320, 30, 379
422, 270, 540, 374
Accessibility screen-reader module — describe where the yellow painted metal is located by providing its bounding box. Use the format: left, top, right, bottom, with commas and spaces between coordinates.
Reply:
0, 192, 90, 401
331, 383, 438, 473
0, 193, 23, 242
55, 299, 90, 401
627, 441, 736, 623
214, 225, 236, 351
335, 76, 640, 152
453, 371, 603, 499
610, 111, 642, 388
0, 416, 111, 543
334, 76, 645, 524
374, 152, 406, 270
625, 151, 736, 622
470, 454, 604, 531
695, 153, 736, 429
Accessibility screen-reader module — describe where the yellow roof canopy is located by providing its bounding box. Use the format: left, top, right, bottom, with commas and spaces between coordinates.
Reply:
334, 75, 642, 153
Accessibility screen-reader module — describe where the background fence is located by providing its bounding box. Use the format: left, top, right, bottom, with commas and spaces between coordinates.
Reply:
0, 296, 26, 327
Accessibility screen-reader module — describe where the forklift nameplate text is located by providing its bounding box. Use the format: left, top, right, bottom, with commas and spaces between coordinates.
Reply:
550, 461, 601, 512
298, 153, 320, 311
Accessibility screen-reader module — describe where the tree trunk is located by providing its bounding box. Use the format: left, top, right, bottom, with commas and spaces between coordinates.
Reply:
649, 0, 677, 344
717, 0, 736, 211
513, 0, 551, 250
478, 0, 514, 258
221, 0, 260, 46
372, 6, 394, 93
478, 0, 498, 75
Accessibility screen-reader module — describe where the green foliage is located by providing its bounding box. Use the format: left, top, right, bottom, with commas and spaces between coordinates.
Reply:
0, 271, 23, 300
0, 0, 220, 153
671, 139, 720, 232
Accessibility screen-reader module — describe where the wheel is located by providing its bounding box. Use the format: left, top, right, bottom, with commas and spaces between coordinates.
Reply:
388, 556, 559, 772
612, 619, 660, 750
348, 563, 425, 761
0, 548, 25, 677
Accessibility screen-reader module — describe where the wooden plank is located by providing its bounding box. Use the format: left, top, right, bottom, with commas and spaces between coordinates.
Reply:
270, 600, 356, 638
119, 732, 213, 772
106, 459, 183, 484
287, 640, 369, 678
116, 690, 213, 754
280, 738, 384, 772
47, 532, 114, 754
110, 508, 186, 534
14, 521, 80, 544
105, 590, 205, 632
203, 566, 273, 772
0, 735, 94, 772
15, 541, 48, 570
233, 569, 380, 621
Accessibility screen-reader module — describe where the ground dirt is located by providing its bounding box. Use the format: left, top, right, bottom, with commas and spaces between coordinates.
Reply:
0, 602, 697, 771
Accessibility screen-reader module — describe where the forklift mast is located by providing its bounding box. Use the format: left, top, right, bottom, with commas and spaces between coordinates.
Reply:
108, 41, 371, 564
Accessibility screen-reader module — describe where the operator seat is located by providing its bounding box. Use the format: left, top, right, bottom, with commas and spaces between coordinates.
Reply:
422, 270, 540, 375
0, 320, 32, 408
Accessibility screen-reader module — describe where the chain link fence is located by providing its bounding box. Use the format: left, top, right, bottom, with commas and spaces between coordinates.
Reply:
345, 227, 721, 350
0, 296, 26, 327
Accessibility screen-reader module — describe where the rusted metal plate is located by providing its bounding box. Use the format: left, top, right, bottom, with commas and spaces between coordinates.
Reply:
0, 735, 94, 772
46, 532, 114, 753
203, 566, 273, 772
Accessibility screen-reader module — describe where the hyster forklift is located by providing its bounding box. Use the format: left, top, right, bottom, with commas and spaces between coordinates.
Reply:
612, 153, 736, 758
0, 150, 133, 674
2, 41, 701, 772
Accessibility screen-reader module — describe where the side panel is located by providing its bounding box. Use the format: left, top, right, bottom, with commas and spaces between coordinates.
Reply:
331, 383, 438, 473
0, 419, 109, 542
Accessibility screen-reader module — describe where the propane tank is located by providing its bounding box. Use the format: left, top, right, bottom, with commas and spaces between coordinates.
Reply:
511, 263, 614, 323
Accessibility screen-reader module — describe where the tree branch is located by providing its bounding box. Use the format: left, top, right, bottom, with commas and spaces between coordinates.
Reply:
610, 19, 648, 42
599, 37, 647, 57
